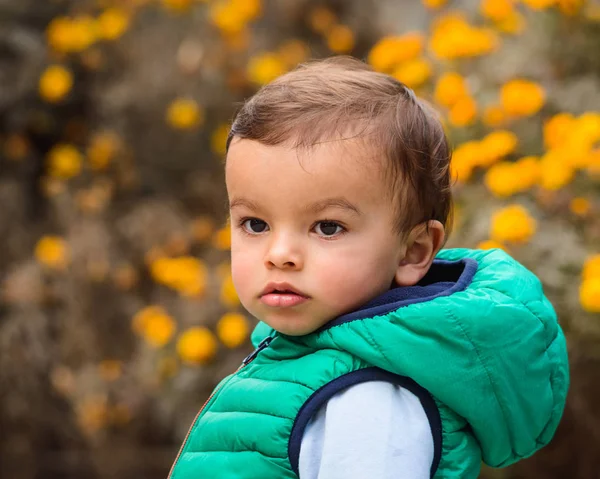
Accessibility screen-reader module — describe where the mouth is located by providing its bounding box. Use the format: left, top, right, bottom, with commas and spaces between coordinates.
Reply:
259, 282, 310, 308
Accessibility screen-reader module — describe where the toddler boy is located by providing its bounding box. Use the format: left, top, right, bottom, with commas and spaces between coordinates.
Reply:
168, 57, 569, 479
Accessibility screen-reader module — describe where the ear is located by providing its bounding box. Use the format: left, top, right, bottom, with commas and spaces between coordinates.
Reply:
395, 220, 445, 287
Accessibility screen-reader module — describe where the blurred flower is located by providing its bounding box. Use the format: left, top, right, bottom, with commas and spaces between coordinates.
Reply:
97, 7, 130, 40
177, 327, 218, 364
217, 312, 250, 348
39, 65, 73, 103
220, 273, 240, 307
543, 113, 576, 150
191, 216, 216, 243
392, 58, 432, 88
490, 204, 537, 243
500, 79, 546, 117
132, 306, 176, 347
434, 72, 468, 108
326, 24, 355, 53
150, 256, 207, 297
477, 130, 518, 167
482, 104, 507, 127
451, 140, 481, 182
87, 131, 121, 170
569, 197, 591, 216
539, 150, 575, 190
77, 396, 109, 436
368, 33, 425, 72
113, 263, 138, 290
448, 95, 477, 127
421, 0, 448, 8
580, 278, 600, 313
46, 15, 98, 53
161, 0, 193, 13
308, 6, 337, 34
480, 0, 517, 22
166, 98, 203, 130
210, 124, 230, 157
484, 156, 539, 196
430, 13, 499, 59
3, 134, 30, 161
213, 223, 231, 250
98, 360, 123, 382
247, 53, 286, 85
278, 39, 310, 68
209, 0, 260, 35
521, 0, 557, 9
583, 254, 600, 280
47, 144, 83, 179
477, 239, 508, 251
495, 10, 526, 34
35, 236, 69, 270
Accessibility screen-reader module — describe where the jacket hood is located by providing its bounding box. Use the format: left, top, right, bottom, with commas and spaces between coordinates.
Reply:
251, 248, 569, 468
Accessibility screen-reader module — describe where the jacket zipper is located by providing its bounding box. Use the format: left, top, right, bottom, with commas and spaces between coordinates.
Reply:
166, 334, 275, 478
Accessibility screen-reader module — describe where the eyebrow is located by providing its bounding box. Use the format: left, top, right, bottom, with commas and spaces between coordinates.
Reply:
229, 197, 361, 216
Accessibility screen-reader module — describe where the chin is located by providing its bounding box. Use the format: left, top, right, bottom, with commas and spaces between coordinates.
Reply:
262, 315, 323, 337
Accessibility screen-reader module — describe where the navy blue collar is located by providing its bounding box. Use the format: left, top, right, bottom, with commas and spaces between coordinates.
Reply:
319, 258, 478, 331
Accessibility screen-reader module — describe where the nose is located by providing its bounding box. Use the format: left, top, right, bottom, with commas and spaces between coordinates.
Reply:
264, 231, 303, 270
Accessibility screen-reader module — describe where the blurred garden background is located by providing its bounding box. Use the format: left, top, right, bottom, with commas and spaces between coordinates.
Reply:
1, 0, 599, 477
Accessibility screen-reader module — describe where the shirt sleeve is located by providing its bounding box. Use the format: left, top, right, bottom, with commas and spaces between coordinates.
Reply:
298, 381, 434, 479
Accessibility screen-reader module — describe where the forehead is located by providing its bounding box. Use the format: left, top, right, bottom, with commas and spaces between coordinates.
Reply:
225, 138, 389, 211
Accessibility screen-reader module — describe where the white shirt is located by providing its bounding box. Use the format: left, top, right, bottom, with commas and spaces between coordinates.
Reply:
299, 381, 434, 479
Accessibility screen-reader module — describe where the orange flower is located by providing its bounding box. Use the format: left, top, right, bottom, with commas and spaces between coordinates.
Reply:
490, 204, 537, 243
39, 65, 73, 103
500, 79, 546, 116
247, 53, 286, 85
392, 58, 432, 88
166, 98, 203, 130
217, 313, 250, 348
434, 72, 468, 108
177, 327, 218, 364
326, 25, 355, 53
448, 95, 477, 127
35, 236, 70, 270
368, 33, 425, 72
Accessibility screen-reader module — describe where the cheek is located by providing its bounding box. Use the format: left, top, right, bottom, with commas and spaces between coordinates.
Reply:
230, 247, 257, 302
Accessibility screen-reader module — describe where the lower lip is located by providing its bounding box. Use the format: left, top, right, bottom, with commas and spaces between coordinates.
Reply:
260, 293, 308, 308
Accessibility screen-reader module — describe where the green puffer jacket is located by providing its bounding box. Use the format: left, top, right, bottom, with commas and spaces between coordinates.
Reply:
168, 248, 569, 479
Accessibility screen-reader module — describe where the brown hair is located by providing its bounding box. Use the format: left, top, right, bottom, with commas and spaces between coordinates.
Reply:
226, 56, 453, 240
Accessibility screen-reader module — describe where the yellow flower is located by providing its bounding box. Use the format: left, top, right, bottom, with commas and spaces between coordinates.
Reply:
482, 104, 507, 127
235, 0, 262, 22
161, 0, 193, 12
490, 204, 537, 243
97, 8, 130, 40
448, 95, 477, 127
35, 235, 70, 270
47, 144, 83, 179
480, 0, 516, 22
177, 327, 218, 364
278, 39, 310, 68
217, 312, 250, 348
392, 58, 432, 88
39, 65, 73, 103
210, 123, 231, 156
495, 10, 526, 34
543, 113, 576, 150
308, 6, 337, 34
132, 306, 176, 347
477, 239, 508, 251
190, 216, 215, 243
430, 14, 499, 59
570, 197, 591, 217
46, 15, 98, 53
583, 254, 600, 280
368, 33, 425, 72
220, 273, 240, 307
484, 156, 539, 196
166, 98, 203, 130
478, 130, 518, 166
421, 0, 448, 8
150, 256, 207, 297
500, 79, 546, 117
87, 131, 120, 170
521, 0, 557, 9
209, 2, 246, 34
539, 149, 575, 190
326, 25, 355, 53
580, 278, 600, 313
247, 53, 286, 85
451, 140, 481, 182
434, 72, 468, 108
213, 223, 231, 250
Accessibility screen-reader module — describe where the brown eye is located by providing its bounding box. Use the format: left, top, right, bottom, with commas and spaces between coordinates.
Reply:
242, 218, 268, 233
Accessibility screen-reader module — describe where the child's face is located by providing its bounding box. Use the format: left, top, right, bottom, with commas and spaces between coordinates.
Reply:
226, 138, 407, 336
